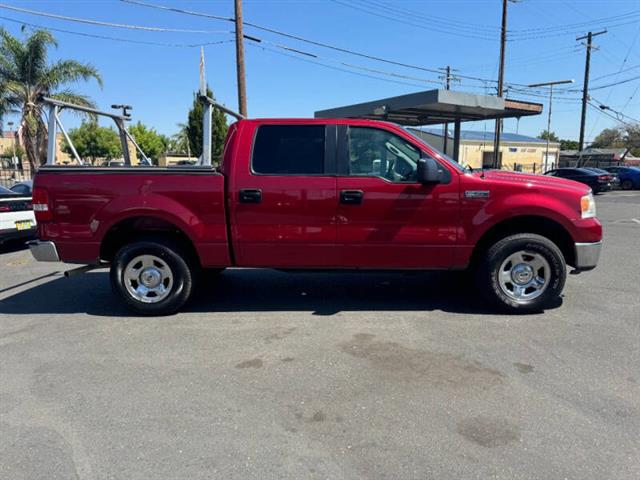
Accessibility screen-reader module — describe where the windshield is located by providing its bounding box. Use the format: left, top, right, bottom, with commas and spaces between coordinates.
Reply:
403, 127, 465, 172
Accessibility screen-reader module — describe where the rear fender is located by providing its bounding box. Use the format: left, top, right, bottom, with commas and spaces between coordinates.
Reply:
93, 193, 202, 246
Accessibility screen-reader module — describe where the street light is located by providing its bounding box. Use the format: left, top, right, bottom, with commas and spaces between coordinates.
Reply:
527, 79, 574, 171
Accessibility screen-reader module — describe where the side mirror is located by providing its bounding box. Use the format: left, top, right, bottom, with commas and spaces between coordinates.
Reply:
417, 157, 442, 184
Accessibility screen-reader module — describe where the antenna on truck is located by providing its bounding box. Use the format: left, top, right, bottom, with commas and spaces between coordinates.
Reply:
197, 47, 245, 166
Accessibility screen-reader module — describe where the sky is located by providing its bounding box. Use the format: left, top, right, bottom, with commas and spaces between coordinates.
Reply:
1, 0, 639, 143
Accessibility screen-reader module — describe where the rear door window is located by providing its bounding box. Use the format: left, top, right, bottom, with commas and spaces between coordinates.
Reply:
252, 125, 325, 175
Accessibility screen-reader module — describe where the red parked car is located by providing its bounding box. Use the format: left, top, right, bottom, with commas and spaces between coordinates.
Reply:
28, 119, 602, 315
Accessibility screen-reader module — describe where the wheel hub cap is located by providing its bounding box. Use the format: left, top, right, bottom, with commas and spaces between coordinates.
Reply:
123, 255, 174, 304
511, 263, 534, 285
498, 250, 550, 303
140, 267, 162, 288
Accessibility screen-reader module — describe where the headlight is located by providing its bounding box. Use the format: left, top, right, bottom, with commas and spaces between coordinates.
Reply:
580, 193, 596, 219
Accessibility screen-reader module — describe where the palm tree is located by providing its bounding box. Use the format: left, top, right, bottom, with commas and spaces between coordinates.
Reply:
0, 28, 102, 170
169, 122, 191, 159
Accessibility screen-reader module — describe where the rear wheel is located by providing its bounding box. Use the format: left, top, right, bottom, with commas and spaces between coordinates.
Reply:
111, 240, 195, 315
477, 233, 566, 313
621, 179, 633, 190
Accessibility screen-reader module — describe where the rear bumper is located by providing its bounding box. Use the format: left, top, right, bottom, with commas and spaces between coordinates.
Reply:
27, 240, 60, 262
574, 241, 602, 271
0, 226, 37, 244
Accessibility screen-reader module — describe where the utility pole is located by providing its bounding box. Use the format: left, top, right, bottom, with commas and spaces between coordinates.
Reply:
577, 29, 606, 153
492, 0, 510, 169
439, 66, 459, 155
492, 0, 519, 168
234, 0, 248, 117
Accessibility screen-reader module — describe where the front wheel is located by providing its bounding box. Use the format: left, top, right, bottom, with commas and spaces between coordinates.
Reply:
477, 233, 566, 313
621, 179, 633, 190
110, 240, 195, 315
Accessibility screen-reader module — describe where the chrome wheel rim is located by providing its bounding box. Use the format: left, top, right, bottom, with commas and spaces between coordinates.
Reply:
498, 250, 550, 302
124, 255, 173, 303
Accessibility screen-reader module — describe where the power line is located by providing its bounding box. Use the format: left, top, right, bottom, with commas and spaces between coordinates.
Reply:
0, 0, 484, 89
591, 63, 640, 82
245, 37, 445, 86
622, 80, 640, 112
120, 0, 511, 86
0, 14, 234, 48
590, 96, 640, 124
329, 0, 498, 41
0, 2, 232, 34
338, 0, 640, 41
7, 0, 611, 96
588, 101, 639, 126
353, 0, 500, 34
369, 0, 640, 38
587, 25, 640, 140
245, 42, 428, 89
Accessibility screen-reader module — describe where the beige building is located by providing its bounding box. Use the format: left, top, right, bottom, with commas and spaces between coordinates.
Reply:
410, 128, 561, 174
1, 132, 73, 166
158, 153, 195, 167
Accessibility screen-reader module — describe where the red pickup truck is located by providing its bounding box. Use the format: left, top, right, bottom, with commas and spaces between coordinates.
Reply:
28, 118, 602, 315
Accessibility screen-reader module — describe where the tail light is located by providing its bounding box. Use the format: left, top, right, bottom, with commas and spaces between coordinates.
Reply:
598, 175, 610, 182
0, 201, 32, 212
32, 187, 53, 222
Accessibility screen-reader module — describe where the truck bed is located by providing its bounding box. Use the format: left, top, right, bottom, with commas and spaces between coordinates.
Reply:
34, 166, 231, 266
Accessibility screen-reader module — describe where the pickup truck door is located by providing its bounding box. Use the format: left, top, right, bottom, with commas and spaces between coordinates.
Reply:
335, 125, 459, 268
230, 123, 338, 267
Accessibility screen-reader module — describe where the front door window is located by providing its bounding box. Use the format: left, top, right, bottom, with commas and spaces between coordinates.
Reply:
348, 127, 421, 182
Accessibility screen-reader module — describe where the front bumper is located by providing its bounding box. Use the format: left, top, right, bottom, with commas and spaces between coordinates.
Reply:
27, 240, 60, 262
574, 241, 602, 271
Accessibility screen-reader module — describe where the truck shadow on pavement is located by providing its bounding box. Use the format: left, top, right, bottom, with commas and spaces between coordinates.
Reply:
0, 268, 562, 317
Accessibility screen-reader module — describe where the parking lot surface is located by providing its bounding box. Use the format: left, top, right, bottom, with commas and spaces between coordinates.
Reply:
1, 191, 638, 480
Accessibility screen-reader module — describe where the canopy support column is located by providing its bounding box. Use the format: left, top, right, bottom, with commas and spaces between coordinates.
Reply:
453, 120, 461, 162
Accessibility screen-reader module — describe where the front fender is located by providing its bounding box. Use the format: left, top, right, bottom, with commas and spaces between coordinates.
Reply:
462, 191, 580, 246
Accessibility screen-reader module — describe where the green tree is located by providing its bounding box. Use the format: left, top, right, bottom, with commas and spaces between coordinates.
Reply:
560, 139, 579, 151
62, 121, 121, 164
186, 87, 228, 165
0, 29, 102, 170
538, 130, 559, 142
129, 121, 168, 165
168, 122, 191, 157
620, 123, 640, 157
591, 128, 624, 149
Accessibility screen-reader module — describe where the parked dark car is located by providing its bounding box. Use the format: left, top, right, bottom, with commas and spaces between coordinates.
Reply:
583, 168, 619, 189
544, 167, 612, 193
603, 166, 640, 190
9, 180, 33, 196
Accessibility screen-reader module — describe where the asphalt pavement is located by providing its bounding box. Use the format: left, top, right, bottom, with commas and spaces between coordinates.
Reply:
0, 191, 638, 480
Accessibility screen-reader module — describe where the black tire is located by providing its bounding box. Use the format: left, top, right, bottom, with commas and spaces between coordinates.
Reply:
476, 233, 566, 313
621, 179, 633, 190
110, 239, 195, 315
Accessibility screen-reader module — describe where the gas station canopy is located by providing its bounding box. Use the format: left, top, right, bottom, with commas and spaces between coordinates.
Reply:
314, 89, 543, 162
314, 89, 542, 126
